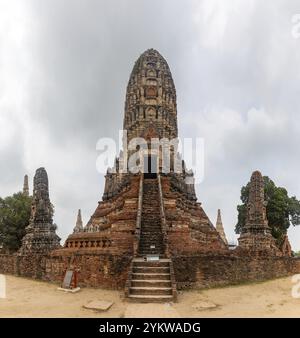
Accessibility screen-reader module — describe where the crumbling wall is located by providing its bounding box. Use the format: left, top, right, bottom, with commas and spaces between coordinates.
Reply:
0, 252, 299, 290
172, 254, 300, 289
0, 255, 17, 275
45, 252, 132, 289
0, 253, 131, 289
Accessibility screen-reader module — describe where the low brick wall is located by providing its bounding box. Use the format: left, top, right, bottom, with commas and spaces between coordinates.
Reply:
45, 252, 132, 289
1, 252, 299, 290
172, 254, 300, 289
0, 255, 17, 275
0, 253, 132, 289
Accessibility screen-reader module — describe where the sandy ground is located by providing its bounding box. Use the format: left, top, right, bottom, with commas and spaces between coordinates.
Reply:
0, 275, 300, 317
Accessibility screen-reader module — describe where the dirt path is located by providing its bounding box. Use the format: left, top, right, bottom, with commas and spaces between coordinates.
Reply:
0, 275, 300, 317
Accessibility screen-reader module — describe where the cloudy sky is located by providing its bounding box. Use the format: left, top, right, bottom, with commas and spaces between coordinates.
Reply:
1, 0, 300, 249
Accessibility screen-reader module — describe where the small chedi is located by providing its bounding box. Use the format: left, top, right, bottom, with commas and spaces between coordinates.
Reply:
23, 174, 29, 197
238, 170, 280, 254
20, 168, 61, 254
281, 235, 292, 257
215, 209, 228, 246
73, 209, 83, 233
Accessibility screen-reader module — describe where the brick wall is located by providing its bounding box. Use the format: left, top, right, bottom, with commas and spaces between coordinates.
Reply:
1, 252, 299, 290
0, 253, 132, 289
0, 255, 17, 275
172, 254, 300, 289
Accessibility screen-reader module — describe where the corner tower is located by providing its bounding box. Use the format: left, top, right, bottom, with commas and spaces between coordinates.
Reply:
238, 170, 281, 254
20, 168, 61, 254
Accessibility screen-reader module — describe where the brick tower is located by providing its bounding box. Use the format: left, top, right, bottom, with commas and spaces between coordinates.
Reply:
23, 174, 29, 197
216, 209, 228, 246
20, 168, 61, 254
73, 209, 83, 233
62, 49, 227, 301
238, 170, 280, 254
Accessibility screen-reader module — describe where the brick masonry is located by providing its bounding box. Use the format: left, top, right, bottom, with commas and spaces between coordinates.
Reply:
0, 253, 132, 289
0, 50, 299, 293
173, 254, 300, 289
1, 252, 299, 290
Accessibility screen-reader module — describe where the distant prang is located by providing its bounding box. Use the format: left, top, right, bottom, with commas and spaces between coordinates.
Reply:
23, 175, 29, 197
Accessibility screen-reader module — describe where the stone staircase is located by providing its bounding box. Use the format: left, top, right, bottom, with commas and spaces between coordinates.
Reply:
125, 177, 177, 302
126, 258, 177, 303
138, 178, 164, 256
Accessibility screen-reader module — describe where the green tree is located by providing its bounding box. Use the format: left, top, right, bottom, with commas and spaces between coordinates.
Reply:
235, 176, 300, 247
0, 192, 32, 253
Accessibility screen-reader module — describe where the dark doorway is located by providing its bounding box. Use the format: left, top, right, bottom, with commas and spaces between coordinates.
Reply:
143, 154, 157, 179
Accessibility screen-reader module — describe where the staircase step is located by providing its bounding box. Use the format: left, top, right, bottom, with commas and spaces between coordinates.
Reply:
138, 243, 163, 247
132, 273, 171, 280
133, 260, 170, 267
139, 244, 163, 249
133, 266, 170, 273
139, 231, 163, 234
139, 240, 163, 242
139, 236, 163, 240
138, 247, 164, 251
140, 232, 161, 235
139, 244, 163, 247
138, 251, 164, 255
138, 245, 164, 249
127, 294, 174, 303
138, 252, 164, 256
131, 280, 172, 287
129, 287, 173, 296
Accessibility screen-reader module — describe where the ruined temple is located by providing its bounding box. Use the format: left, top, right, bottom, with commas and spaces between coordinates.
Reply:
1, 49, 298, 302
238, 170, 281, 254
61, 49, 226, 301
20, 168, 61, 254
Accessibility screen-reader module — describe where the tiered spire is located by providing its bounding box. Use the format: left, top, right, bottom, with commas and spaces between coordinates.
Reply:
73, 209, 83, 233
20, 168, 61, 254
215, 209, 228, 246
243, 171, 270, 234
124, 48, 178, 143
23, 175, 29, 196
238, 170, 280, 253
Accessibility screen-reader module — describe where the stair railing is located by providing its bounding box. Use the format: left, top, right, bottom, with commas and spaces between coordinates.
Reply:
133, 173, 144, 256
157, 174, 170, 258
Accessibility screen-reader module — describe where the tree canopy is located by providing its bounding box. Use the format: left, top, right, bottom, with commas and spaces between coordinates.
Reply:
0, 192, 32, 253
235, 176, 300, 247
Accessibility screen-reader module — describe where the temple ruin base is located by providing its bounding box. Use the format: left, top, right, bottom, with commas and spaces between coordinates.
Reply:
1, 252, 299, 291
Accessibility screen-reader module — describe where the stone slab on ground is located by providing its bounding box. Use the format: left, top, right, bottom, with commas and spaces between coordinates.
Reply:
192, 300, 218, 311
83, 300, 114, 312
57, 287, 81, 293
124, 303, 180, 318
